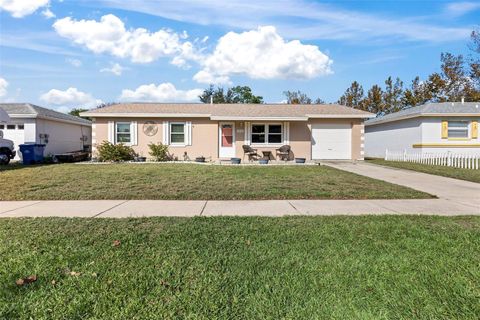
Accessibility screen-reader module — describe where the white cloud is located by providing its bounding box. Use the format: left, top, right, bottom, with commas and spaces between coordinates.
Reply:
66, 58, 82, 67
41, 7, 55, 19
40, 87, 102, 109
100, 62, 124, 76
0, 0, 49, 18
194, 26, 332, 84
53, 14, 202, 64
0, 77, 8, 97
119, 83, 202, 102
445, 2, 480, 17
101, 0, 471, 43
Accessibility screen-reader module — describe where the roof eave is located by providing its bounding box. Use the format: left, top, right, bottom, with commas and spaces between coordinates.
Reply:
210, 116, 308, 121
366, 112, 480, 126
81, 112, 210, 118
307, 114, 375, 119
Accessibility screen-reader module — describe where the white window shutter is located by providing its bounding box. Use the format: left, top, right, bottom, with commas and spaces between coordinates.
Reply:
131, 121, 138, 145
244, 122, 251, 145
186, 121, 192, 145
162, 121, 169, 145
283, 122, 290, 145
108, 121, 115, 143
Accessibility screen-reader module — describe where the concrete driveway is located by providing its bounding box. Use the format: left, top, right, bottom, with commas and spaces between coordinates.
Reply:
322, 161, 480, 210
0, 162, 478, 217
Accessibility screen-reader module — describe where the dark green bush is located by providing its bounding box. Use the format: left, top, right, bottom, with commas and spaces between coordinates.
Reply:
97, 141, 136, 162
148, 142, 170, 161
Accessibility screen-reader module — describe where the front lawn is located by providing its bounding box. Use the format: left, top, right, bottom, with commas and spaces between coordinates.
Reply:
0, 216, 478, 319
368, 159, 480, 184
0, 163, 432, 200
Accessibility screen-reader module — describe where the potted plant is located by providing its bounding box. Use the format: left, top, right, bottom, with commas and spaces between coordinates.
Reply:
231, 157, 241, 164
134, 152, 147, 162
258, 157, 269, 164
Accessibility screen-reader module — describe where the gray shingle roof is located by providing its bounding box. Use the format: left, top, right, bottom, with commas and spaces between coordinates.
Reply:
0, 103, 92, 126
366, 102, 480, 126
82, 103, 374, 119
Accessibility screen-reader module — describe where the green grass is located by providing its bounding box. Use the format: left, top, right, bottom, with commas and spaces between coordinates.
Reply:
368, 159, 480, 184
0, 163, 432, 200
0, 216, 478, 319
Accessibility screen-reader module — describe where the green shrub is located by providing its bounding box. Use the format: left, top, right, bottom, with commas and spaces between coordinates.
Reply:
148, 142, 170, 161
97, 141, 136, 162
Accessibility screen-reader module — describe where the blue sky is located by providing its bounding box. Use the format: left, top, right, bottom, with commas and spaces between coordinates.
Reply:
0, 0, 479, 111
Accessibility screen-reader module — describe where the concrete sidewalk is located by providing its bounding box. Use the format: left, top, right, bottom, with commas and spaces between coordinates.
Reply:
0, 198, 478, 218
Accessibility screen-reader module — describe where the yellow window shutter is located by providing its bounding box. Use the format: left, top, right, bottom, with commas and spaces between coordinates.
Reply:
441, 120, 448, 139
472, 120, 478, 139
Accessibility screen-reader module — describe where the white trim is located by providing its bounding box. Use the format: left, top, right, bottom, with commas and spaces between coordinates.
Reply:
366, 113, 480, 126
7, 114, 92, 126
306, 114, 375, 119
244, 122, 251, 145
169, 122, 187, 146
211, 116, 308, 121
219, 122, 236, 158
108, 121, 114, 143
115, 121, 132, 145
186, 121, 192, 146
92, 131, 96, 137
250, 123, 284, 145
162, 121, 169, 145
81, 112, 209, 118
131, 121, 138, 146
283, 121, 290, 145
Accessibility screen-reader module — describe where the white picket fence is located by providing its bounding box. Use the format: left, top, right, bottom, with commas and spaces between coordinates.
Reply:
385, 150, 480, 169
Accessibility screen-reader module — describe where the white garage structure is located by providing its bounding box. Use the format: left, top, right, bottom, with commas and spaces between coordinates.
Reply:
311, 123, 352, 159
0, 103, 92, 160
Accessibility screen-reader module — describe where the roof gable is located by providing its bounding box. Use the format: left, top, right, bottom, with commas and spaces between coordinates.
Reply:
0, 103, 92, 126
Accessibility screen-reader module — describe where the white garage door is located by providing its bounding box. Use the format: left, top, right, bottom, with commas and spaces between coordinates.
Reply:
311, 123, 352, 160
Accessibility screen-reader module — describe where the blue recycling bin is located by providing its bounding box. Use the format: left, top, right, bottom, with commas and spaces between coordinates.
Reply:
19, 144, 46, 165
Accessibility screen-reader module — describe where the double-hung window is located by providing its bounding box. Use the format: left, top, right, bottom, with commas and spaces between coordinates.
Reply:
115, 122, 131, 144
448, 121, 468, 138
170, 122, 186, 145
251, 124, 283, 144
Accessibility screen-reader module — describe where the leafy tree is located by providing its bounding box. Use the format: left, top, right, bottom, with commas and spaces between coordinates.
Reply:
439, 53, 471, 102
383, 77, 404, 113
363, 85, 385, 115
69, 108, 92, 120
402, 76, 429, 108
69, 108, 89, 117
467, 29, 480, 100
283, 90, 325, 104
283, 90, 312, 104
338, 81, 364, 108
199, 85, 263, 104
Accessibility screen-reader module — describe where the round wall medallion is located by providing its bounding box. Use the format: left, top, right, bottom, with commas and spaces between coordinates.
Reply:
143, 121, 158, 136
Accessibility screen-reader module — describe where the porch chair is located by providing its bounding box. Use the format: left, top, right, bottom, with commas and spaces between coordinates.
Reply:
242, 145, 260, 162
276, 145, 291, 161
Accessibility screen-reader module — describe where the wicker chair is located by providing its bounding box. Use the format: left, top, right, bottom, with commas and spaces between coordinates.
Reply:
242, 145, 260, 161
276, 145, 291, 161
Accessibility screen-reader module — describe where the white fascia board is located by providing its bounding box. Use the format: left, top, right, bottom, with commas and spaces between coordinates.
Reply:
9, 114, 91, 126
307, 114, 375, 119
365, 113, 480, 126
210, 116, 308, 121
80, 112, 210, 118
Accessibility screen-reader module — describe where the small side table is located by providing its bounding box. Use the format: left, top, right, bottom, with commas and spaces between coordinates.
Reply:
262, 151, 273, 160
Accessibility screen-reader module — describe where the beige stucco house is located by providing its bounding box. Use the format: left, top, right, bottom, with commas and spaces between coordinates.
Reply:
82, 103, 374, 161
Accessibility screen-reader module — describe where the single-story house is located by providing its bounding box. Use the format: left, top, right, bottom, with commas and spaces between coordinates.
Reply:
365, 102, 480, 157
0, 103, 92, 160
81, 103, 374, 161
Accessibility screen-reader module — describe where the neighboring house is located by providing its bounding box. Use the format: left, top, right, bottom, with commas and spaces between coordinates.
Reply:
81, 103, 374, 161
0, 103, 92, 160
365, 102, 480, 157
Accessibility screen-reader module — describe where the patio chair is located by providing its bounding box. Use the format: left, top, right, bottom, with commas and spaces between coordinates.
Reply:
242, 145, 260, 162
276, 145, 291, 161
